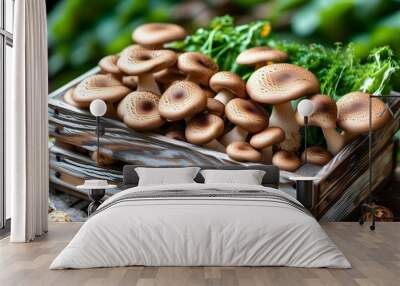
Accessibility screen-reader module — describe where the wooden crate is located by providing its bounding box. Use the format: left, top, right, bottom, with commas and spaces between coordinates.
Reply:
48, 67, 400, 220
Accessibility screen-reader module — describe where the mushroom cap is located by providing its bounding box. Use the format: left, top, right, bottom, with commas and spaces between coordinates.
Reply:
272, 150, 302, 172
247, 64, 320, 104
225, 98, 269, 133
122, 75, 138, 89
90, 151, 117, 166
337, 92, 391, 133
64, 88, 89, 108
226, 142, 262, 162
154, 66, 186, 84
99, 55, 121, 74
236, 47, 288, 66
177, 52, 219, 85
121, 91, 164, 130
207, 98, 225, 116
117, 48, 177, 75
185, 113, 224, 145
209, 71, 246, 98
295, 94, 337, 129
301, 146, 333, 166
250, 127, 285, 149
73, 74, 131, 103
116, 94, 131, 119
158, 81, 207, 121
133, 23, 186, 48
120, 44, 144, 57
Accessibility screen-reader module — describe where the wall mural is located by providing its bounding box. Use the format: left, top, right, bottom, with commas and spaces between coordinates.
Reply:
49, 16, 400, 221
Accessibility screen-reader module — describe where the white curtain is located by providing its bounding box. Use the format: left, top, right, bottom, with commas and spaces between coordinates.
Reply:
7, 0, 49, 242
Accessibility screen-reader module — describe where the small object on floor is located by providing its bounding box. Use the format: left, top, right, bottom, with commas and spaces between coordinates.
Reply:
48, 210, 72, 222
49, 191, 88, 221
363, 204, 394, 222
359, 202, 377, 230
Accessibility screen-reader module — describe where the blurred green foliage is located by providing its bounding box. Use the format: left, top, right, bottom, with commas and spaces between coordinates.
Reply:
171, 16, 399, 100
265, 0, 400, 58
47, 0, 178, 89
48, 0, 400, 90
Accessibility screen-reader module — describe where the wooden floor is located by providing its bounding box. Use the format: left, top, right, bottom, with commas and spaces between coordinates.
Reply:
0, 222, 399, 286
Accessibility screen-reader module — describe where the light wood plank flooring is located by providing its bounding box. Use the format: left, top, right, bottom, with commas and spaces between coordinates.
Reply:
0, 222, 399, 286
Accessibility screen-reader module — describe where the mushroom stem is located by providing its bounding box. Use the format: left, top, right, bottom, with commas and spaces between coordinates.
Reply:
214, 90, 235, 105
260, 147, 273, 164
203, 139, 226, 153
137, 73, 160, 95
321, 128, 346, 155
255, 61, 274, 69
220, 126, 248, 146
269, 102, 301, 151
321, 128, 357, 155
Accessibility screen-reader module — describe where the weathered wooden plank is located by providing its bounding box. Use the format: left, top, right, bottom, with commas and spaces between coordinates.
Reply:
319, 142, 395, 221
312, 98, 400, 218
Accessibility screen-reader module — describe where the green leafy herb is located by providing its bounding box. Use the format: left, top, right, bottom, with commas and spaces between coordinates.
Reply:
269, 41, 400, 99
169, 15, 400, 99
166, 15, 272, 79
169, 15, 400, 148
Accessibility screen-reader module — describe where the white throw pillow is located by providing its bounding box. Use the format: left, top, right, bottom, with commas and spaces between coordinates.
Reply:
200, 169, 266, 185
135, 167, 200, 186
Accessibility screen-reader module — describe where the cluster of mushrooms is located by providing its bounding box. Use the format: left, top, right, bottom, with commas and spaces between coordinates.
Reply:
64, 23, 391, 172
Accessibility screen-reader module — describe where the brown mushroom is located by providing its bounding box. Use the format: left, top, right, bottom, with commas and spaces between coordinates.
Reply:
132, 23, 186, 49
90, 151, 117, 166
337, 92, 390, 134
247, 64, 320, 151
301, 146, 333, 166
272, 150, 302, 172
209, 71, 246, 105
221, 98, 268, 146
185, 113, 225, 152
250, 127, 285, 163
335, 92, 391, 153
295, 94, 342, 154
236, 47, 288, 69
117, 48, 177, 95
158, 81, 207, 121
206, 98, 225, 116
99, 55, 121, 75
119, 91, 164, 131
177, 52, 219, 86
154, 66, 185, 85
120, 44, 144, 57
73, 74, 131, 104
296, 92, 391, 154
64, 88, 89, 108
226, 142, 262, 162
116, 95, 130, 119
122, 76, 138, 89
